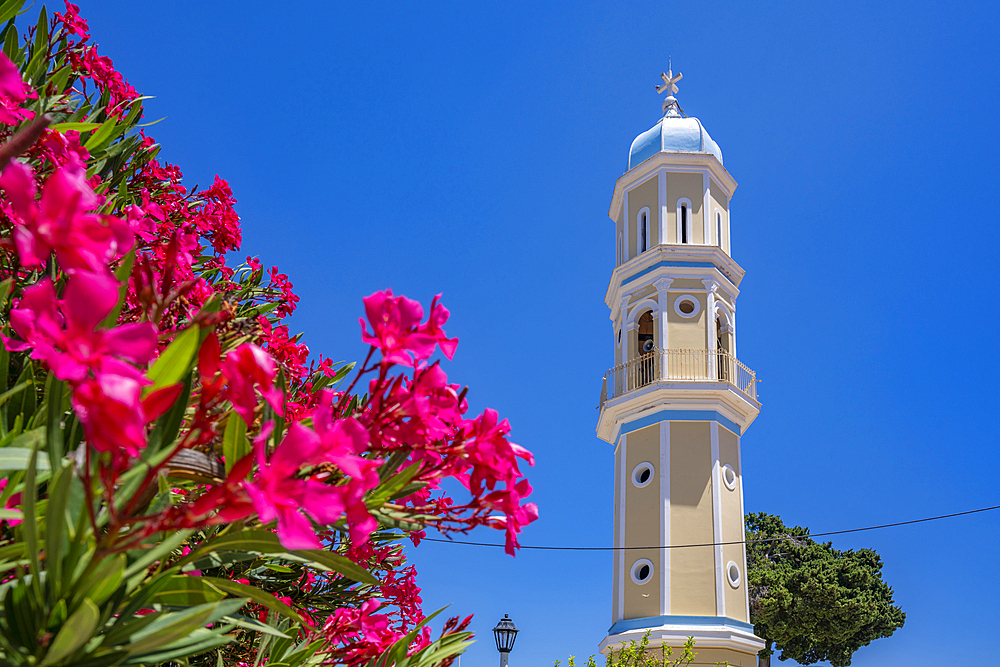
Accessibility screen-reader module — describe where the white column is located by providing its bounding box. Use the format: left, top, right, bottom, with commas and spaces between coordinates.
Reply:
710, 421, 725, 617
655, 277, 673, 379
703, 279, 718, 351
703, 279, 718, 379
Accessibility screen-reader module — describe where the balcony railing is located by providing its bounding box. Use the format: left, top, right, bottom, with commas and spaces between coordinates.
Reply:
599, 348, 758, 407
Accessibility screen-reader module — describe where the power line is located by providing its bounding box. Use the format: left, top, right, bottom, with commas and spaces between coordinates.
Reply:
421, 504, 1000, 551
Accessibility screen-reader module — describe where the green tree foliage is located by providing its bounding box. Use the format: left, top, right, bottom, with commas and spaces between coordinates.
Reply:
745, 513, 905, 666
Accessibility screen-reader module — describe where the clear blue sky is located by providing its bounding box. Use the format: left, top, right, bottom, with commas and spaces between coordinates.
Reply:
77, 1, 999, 665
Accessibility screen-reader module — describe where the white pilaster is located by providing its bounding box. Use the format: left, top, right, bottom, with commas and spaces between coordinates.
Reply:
658, 169, 667, 245
617, 433, 628, 622
710, 421, 725, 617
659, 421, 670, 616
702, 172, 711, 245
623, 190, 630, 260
737, 433, 749, 622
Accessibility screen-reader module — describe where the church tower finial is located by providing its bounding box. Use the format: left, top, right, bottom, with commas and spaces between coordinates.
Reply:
655, 60, 684, 117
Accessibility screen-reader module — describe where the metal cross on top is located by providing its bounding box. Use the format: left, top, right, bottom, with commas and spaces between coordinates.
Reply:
655, 60, 684, 117
655, 66, 683, 97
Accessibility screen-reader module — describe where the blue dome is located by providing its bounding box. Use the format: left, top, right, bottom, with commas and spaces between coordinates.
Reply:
628, 116, 723, 170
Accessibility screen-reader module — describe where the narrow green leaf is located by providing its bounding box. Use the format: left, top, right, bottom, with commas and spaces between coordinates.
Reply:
72, 553, 124, 608
146, 326, 199, 391
21, 423, 40, 591
40, 598, 99, 666
44, 373, 66, 470
122, 600, 244, 657
178, 528, 283, 566
82, 117, 119, 151
149, 574, 225, 606
50, 121, 101, 133
0, 0, 25, 26
199, 577, 304, 624
122, 528, 194, 580
292, 549, 379, 585
123, 625, 237, 665
0, 508, 22, 520
44, 462, 73, 599
222, 411, 248, 475
0, 447, 50, 471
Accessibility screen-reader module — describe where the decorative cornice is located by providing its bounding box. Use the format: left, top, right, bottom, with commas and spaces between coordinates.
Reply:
609, 153, 737, 224
605, 245, 743, 313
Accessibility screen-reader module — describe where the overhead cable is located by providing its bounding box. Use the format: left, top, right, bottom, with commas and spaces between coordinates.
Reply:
420, 503, 1000, 551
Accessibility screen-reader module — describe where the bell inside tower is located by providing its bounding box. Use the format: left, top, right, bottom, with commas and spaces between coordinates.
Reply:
635, 311, 656, 388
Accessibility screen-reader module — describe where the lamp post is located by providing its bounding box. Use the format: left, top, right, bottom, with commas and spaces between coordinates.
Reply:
492, 614, 519, 667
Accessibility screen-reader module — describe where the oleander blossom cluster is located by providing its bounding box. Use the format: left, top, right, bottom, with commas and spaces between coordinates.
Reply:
0, 3, 537, 665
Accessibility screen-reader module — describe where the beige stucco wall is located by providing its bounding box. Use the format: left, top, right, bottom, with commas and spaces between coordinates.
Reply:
659, 647, 756, 667
666, 292, 707, 351
623, 424, 662, 619
665, 172, 704, 245
709, 180, 728, 248
669, 422, 715, 617
627, 176, 660, 251
669, 279, 705, 292
718, 426, 747, 622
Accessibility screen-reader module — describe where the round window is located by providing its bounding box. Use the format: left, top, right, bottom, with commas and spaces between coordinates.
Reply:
673, 295, 701, 318
631, 558, 654, 585
727, 561, 741, 588
722, 464, 738, 490
632, 462, 654, 488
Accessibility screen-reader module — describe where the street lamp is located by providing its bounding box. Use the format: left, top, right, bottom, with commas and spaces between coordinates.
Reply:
492, 614, 519, 667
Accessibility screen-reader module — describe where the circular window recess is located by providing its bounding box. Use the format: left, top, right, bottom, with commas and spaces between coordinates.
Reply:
726, 561, 741, 588
631, 462, 654, 488
631, 558, 654, 585
722, 464, 738, 490
673, 295, 701, 318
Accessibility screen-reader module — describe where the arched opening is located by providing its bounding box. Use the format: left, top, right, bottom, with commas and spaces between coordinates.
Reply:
716, 211, 723, 248
639, 210, 648, 253
681, 204, 689, 244
635, 311, 656, 388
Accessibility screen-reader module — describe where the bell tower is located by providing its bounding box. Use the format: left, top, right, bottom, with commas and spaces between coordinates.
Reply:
597, 68, 765, 666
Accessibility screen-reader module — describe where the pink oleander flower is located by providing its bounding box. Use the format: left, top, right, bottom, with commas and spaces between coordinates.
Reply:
0, 156, 133, 272
4, 270, 157, 383
0, 50, 34, 125
72, 372, 178, 457
360, 290, 457, 367
220, 343, 285, 426
55, 2, 90, 40
244, 423, 353, 550
0, 479, 22, 527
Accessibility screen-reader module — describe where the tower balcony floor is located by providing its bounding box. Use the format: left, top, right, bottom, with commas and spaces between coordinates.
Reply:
601, 348, 757, 404
597, 349, 760, 441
